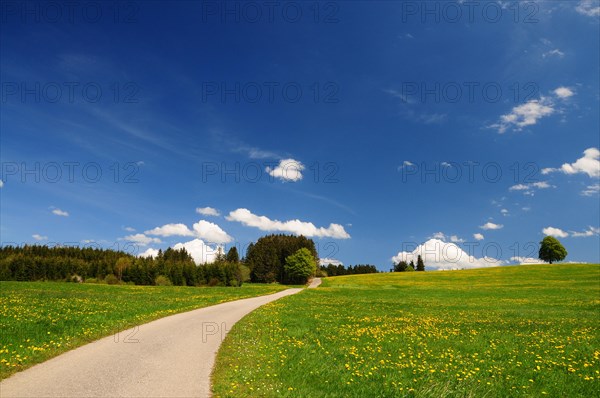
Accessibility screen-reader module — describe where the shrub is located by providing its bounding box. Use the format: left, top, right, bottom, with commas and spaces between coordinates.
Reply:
239, 264, 252, 282
284, 248, 316, 284
208, 277, 222, 287
85, 278, 98, 284
105, 274, 119, 285
154, 275, 172, 286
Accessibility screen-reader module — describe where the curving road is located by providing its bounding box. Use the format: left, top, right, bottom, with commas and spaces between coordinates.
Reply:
0, 288, 302, 398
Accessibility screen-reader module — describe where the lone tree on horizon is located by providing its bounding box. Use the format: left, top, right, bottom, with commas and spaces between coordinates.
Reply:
416, 255, 425, 271
538, 236, 567, 264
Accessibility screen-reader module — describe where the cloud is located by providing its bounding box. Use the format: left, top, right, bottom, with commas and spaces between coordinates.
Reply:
124, 226, 136, 232
123, 233, 162, 246
542, 226, 569, 238
509, 181, 554, 195
391, 239, 503, 271
265, 158, 305, 182
553, 87, 574, 99
138, 248, 160, 259
542, 148, 600, 178
196, 207, 220, 216
489, 87, 576, 134
576, 0, 600, 16
510, 257, 545, 264
571, 226, 600, 238
581, 183, 600, 196
473, 233, 484, 241
501, 209, 509, 216
430, 232, 464, 243
32, 234, 48, 241
383, 88, 413, 104
450, 235, 464, 243
192, 220, 233, 244
145, 220, 233, 243
0, 180, 3, 188
320, 258, 344, 266
145, 223, 195, 237
52, 208, 69, 217
431, 232, 446, 240
480, 222, 503, 230
226, 208, 350, 239
489, 97, 554, 134
173, 239, 221, 264
543, 49, 565, 58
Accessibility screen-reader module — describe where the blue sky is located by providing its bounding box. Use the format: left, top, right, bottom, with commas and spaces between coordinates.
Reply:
1, 1, 599, 270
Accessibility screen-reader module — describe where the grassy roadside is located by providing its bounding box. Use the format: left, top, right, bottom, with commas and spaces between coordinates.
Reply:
0, 281, 290, 379
212, 264, 600, 397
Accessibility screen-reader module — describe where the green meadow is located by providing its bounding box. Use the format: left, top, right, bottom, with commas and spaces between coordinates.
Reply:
212, 264, 600, 397
0, 281, 288, 379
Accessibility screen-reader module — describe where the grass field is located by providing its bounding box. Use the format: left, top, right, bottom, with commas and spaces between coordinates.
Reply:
0, 281, 289, 380
213, 264, 600, 397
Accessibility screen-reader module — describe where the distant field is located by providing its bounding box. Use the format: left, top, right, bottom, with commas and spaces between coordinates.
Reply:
213, 264, 600, 397
0, 282, 289, 380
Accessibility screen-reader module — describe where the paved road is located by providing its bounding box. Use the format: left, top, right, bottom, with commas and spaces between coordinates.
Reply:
308, 277, 322, 288
0, 288, 302, 398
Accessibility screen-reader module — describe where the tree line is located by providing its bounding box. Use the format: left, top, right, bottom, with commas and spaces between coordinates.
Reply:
392, 255, 425, 272
0, 234, 321, 286
0, 244, 244, 287
319, 263, 378, 276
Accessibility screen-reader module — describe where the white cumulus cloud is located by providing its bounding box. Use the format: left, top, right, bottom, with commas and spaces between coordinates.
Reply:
542, 148, 600, 178
138, 248, 160, 259
542, 227, 569, 238
480, 222, 503, 230
173, 239, 221, 264
320, 258, 344, 266
196, 207, 220, 216
192, 220, 233, 244
391, 239, 504, 271
489, 87, 576, 134
145, 223, 195, 237
32, 234, 48, 241
473, 233, 484, 241
489, 98, 554, 134
554, 87, 574, 99
123, 233, 162, 246
266, 159, 305, 182
226, 208, 350, 239
510, 257, 545, 264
